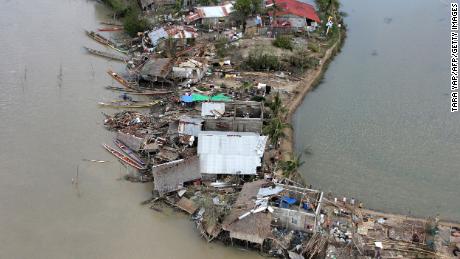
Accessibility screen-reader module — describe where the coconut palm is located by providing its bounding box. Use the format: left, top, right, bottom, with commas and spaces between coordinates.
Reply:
278, 154, 304, 177
263, 116, 291, 147
266, 92, 286, 118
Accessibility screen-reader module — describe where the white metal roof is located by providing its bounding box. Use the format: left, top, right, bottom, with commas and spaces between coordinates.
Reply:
199, 3, 233, 18
198, 131, 268, 175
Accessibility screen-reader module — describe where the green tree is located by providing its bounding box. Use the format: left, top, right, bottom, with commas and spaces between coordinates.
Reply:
266, 92, 286, 117
263, 116, 291, 147
233, 0, 261, 32
316, 0, 340, 15
123, 8, 150, 37
278, 154, 304, 177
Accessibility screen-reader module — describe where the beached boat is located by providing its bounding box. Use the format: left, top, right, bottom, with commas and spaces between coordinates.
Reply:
114, 139, 145, 166
98, 27, 123, 32
98, 100, 159, 108
104, 86, 173, 95
107, 69, 136, 90
84, 47, 126, 62
102, 143, 145, 170
85, 30, 128, 54
85, 30, 116, 46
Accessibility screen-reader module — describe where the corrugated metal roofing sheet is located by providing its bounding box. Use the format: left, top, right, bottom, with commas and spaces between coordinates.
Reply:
198, 131, 268, 175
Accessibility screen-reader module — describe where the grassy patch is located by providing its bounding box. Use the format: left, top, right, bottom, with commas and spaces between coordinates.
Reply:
272, 35, 293, 51
244, 49, 282, 71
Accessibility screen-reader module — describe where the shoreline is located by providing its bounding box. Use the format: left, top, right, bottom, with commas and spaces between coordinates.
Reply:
278, 28, 460, 228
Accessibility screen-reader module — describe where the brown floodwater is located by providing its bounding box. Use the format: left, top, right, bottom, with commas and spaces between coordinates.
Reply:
0, 1, 261, 258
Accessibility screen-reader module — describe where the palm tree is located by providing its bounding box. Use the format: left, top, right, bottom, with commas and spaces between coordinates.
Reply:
263, 116, 291, 147
266, 92, 286, 118
278, 153, 304, 177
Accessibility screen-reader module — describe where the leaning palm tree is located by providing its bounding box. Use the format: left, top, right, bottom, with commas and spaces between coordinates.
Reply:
263, 116, 291, 147
278, 153, 304, 177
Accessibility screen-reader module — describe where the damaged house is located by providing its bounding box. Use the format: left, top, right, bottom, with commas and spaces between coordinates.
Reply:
222, 180, 273, 249
152, 157, 201, 196
197, 131, 267, 177
185, 3, 234, 27
202, 101, 264, 133
139, 58, 174, 84
171, 58, 208, 85
267, 0, 320, 30
147, 25, 198, 48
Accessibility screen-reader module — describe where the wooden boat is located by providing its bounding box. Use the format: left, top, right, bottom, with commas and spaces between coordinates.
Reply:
105, 86, 173, 95
100, 21, 123, 27
107, 69, 136, 90
102, 143, 145, 170
85, 30, 116, 46
84, 47, 126, 62
85, 30, 128, 54
114, 139, 145, 166
98, 100, 159, 108
98, 27, 123, 32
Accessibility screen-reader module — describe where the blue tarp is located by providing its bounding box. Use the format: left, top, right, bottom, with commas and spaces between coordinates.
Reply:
181, 95, 193, 103
282, 197, 297, 204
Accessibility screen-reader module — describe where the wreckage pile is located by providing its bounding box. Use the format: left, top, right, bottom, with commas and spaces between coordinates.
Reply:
85, 1, 460, 258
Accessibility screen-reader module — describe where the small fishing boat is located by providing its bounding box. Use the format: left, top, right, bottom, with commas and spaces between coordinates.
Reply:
85, 30, 128, 54
104, 86, 173, 95
102, 143, 145, 170
84, 47, 126, 62
100, 21, 123, 27
107, 69, 136, 90
85, 30, 116, 46
98, 100, 159, 108
98, 27, 123, 32
114, 139, 145, 166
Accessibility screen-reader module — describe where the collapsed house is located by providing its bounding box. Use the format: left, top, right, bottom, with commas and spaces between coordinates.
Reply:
172, 58, 208, 85
222, 180, 273, 248
116, 131, 144, 151
140, 58, 174, 84
270, 184, 323, 233
152, 157, 201, 196
197, 131, 268, 177
147, 26, 198, 47
202, 101, 264, 133
267, 0, 320, 30
178, 115, 203, 137
185, 3, 234, 27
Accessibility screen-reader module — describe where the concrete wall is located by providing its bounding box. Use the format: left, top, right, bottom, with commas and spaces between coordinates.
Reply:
203, 118, 263, 133
272, 207, 316, 231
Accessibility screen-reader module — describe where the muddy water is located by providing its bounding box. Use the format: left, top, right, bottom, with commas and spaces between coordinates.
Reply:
294, 0, 460, 221
0, 1, 261, 258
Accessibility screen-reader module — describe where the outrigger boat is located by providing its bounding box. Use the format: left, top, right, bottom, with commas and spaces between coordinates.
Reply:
114, 139, 145, 166
84, 47, 126, 62
98, 100, 159, 108
102, 143, 145, 170
107, 69, 136, 90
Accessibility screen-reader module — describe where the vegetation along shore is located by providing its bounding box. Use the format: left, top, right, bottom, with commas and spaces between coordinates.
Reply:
87, 0, 460, 257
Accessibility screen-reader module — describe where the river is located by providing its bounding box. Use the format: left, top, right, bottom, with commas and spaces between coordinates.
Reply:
0, 0, 261, 258
294, 0, 460, 221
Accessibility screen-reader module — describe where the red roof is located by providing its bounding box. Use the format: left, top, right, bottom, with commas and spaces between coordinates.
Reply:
267, 0, 320, 23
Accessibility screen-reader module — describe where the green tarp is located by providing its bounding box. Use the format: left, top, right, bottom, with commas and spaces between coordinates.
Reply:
191, 93, 232, 102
